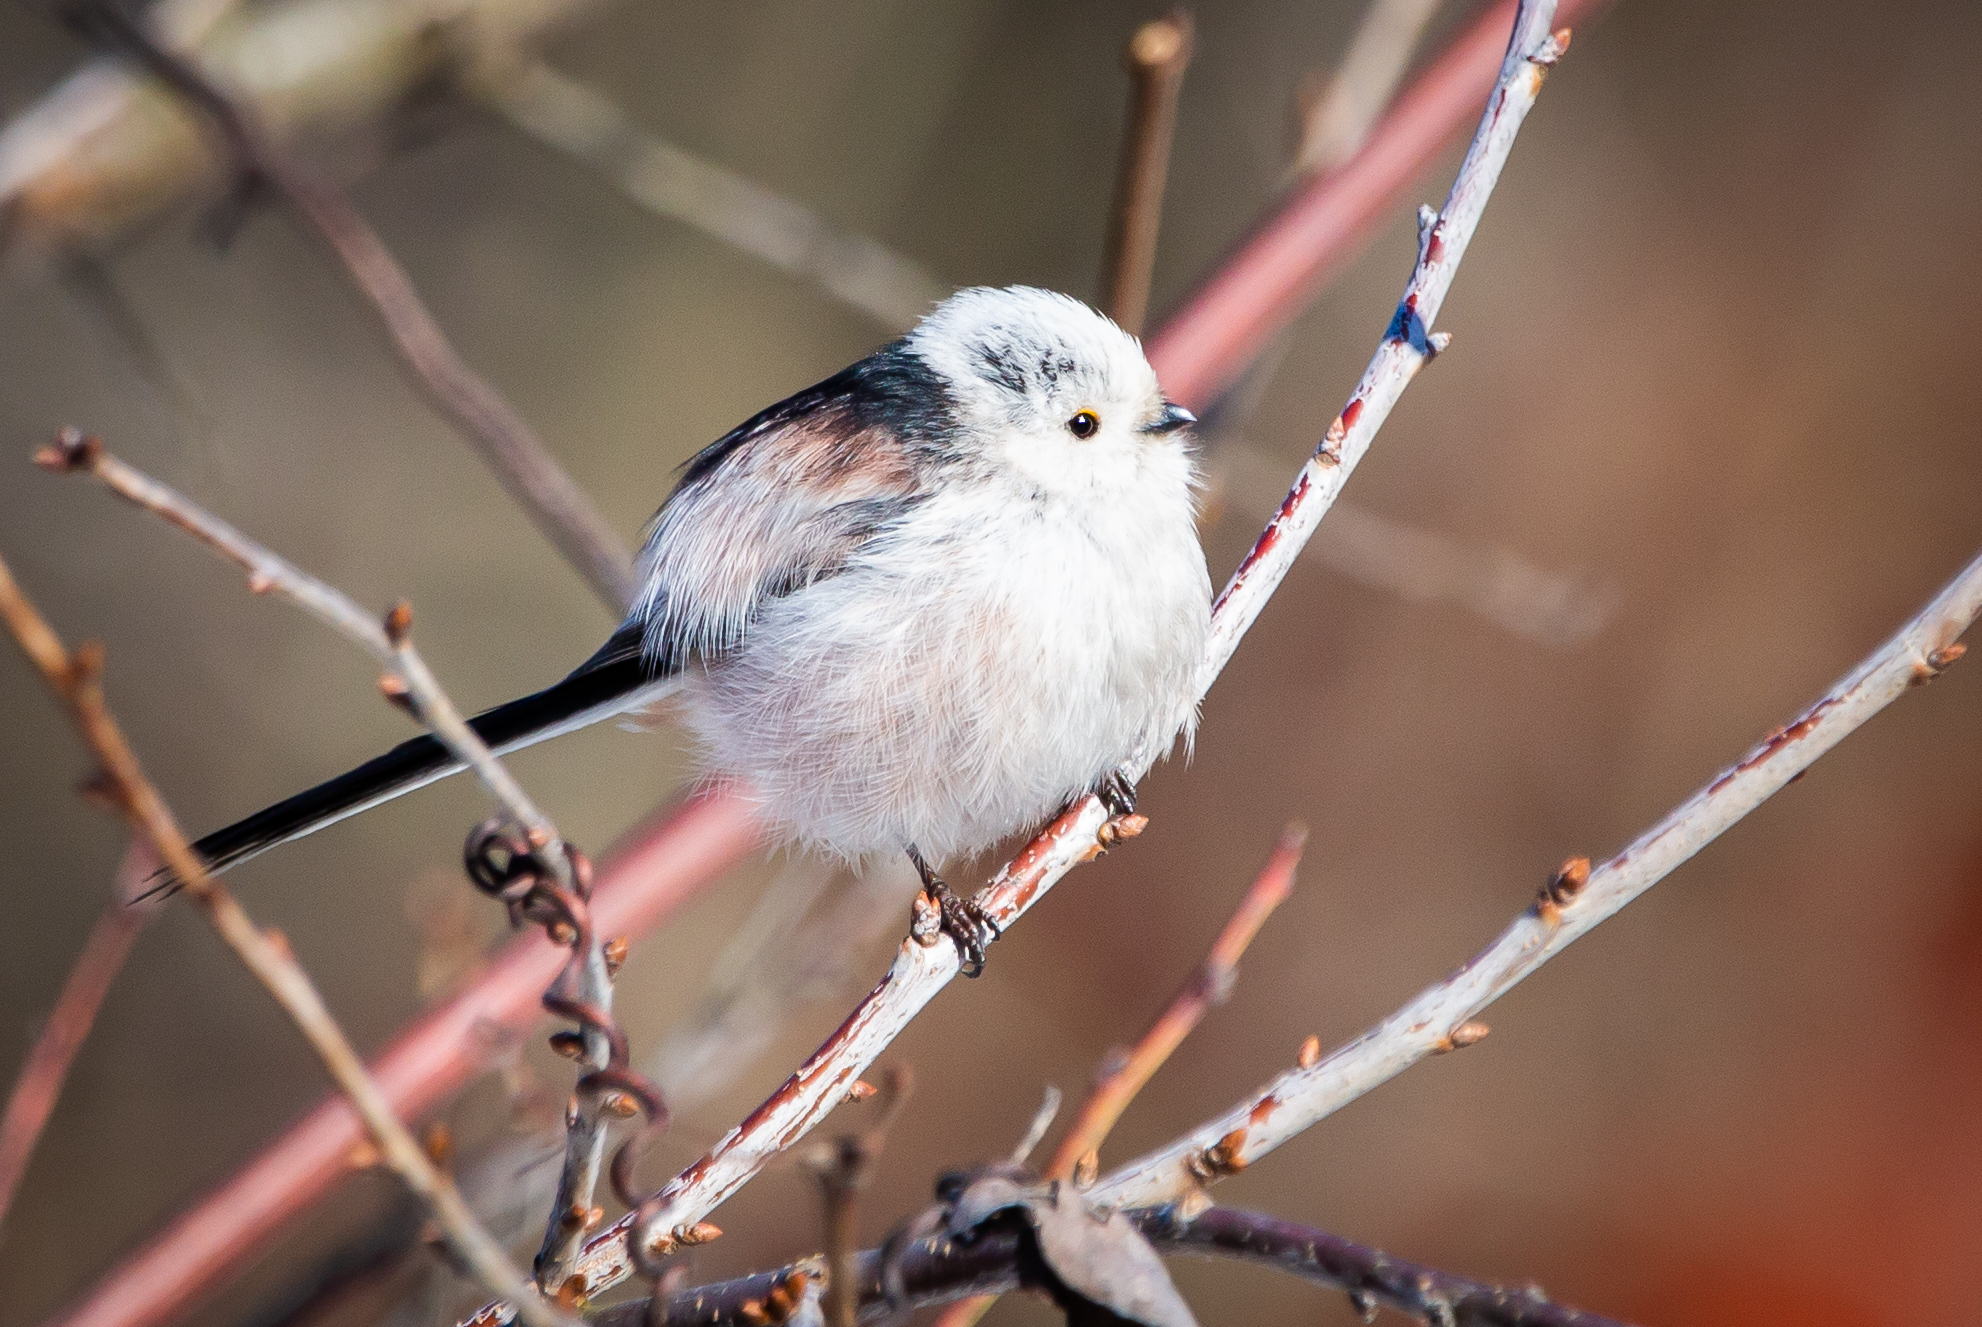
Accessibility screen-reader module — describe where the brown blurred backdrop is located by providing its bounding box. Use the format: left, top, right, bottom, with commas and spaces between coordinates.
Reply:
3, 1, 1982, 1324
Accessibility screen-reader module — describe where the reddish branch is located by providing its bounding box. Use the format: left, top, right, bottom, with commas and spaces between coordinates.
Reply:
0, 843, 160, 1227
50, 2, 1597, 1323
62, 0, 638, 614
1146, 0, 1605, 410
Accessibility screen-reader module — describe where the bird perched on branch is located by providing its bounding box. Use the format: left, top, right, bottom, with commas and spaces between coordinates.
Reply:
179, 286, 1211, 971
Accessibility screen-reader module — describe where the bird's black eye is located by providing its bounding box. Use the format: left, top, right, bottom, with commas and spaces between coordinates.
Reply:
1068, 410, 1101, 439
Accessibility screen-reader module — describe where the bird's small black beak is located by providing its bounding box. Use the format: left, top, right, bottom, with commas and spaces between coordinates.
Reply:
1142, 402, 1196, 435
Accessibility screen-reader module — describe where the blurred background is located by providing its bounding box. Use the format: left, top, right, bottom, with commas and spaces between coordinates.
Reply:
3, 0, 1981, 1324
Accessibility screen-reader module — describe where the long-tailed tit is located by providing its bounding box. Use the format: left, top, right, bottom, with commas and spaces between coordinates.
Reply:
181, 286, 1211, 969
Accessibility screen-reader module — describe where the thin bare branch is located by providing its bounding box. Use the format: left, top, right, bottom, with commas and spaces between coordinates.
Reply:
50, 790, 754, 1327
0, 551, 574, 1327
1140, 1205, 1630, 1326
1101, 11, 1194, 334
481, 60, 947, 330
1212, 441, 1614, 647
63, 1, 638, 614
1051, 824, 1303, 1176
1293, 0, 1442, 178
588, 1203, 1628, 1327
34, 427, 632, 1299
458, 11, 1570, 1320
0, 841, 161, 1228
36, 430, 560, 849
1094, 548, 1980, 1210
932, 823, 1303, 1327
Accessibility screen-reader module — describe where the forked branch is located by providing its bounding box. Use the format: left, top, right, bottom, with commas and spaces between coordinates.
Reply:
34, 429, 649, 1297
0, 552, 574, 1327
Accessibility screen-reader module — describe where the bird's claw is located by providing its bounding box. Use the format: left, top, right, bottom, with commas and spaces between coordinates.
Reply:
931, 880, 998, 978
1096, 771, 1138, 818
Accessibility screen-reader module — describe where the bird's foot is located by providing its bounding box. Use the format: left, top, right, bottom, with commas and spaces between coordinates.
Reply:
1096, 771, 1138, 818
907, 846, 999, 978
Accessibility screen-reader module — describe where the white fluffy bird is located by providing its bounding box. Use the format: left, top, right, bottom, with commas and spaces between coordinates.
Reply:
183, 286, 1212, 967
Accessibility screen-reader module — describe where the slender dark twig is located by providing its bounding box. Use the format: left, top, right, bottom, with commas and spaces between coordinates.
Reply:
584, 1205, 1629, 1327
1101, 10, 1194, 334
60, 0, 638, 614
1140, 1206, 1632, 1326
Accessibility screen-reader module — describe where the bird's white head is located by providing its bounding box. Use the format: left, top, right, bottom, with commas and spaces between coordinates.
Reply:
905, 286, 1196, 496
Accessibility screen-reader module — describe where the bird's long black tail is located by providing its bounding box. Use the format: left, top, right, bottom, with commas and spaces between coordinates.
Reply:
169, 627, 673, 888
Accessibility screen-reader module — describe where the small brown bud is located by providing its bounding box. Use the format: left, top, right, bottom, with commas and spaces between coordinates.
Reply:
1296, 1035, 1321, 1070
34, 427, 101, 472
554, 1273, 589, 1309
676, 1221, 722, 1246
844, 1079, 878, 1104
548, 1030, 586, 1060
1072, 1150, 1100, 1187
603, 935, 629, 976
1929, 643, 1967, 673
377, 674, 415, 715
1538, 857, 1591, 914
1190, 1128, 1250, 1181
739, 1301, 770, 1327
1126, 15, 1188, 71
346, 1140, 381, 1170
76, 768, 126, 815
69, 639, 106, 683
1439, 1020, 1491, 1053
547, 921, 577, 946
910, 891, 943, 946
421, 1121, 453, 1168
382, 601, 414, 645
246, 570, 275, 595
601, 1092, 641, 1118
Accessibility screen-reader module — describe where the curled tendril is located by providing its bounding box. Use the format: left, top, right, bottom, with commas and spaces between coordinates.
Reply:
463, 818, 672, 1273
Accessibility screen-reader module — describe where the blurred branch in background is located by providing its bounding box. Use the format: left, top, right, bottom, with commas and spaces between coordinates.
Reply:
0, 0, 606, 248
1292, 0, 1441, 179
59, 0, 638, 613
1100, 10, 1193, 334
0, 551, 574, 1327
1217, 439, 1614, 647
0, 842, 161, 1231
43, 792, 752, 1327
647, 857, 920, 1113
480, 59, 948, 330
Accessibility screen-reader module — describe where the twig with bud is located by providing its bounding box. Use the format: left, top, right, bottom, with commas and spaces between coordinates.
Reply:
932, 824, 1305, 1327
34, 428, 652, 1301
0, 550, 575, 1327
1092, 546, 1980, 1212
